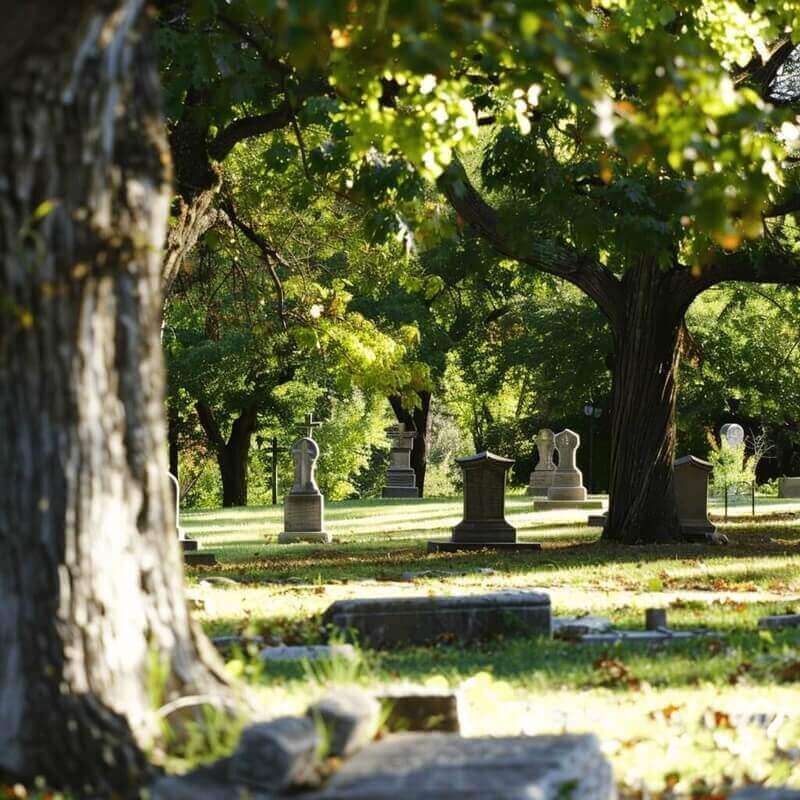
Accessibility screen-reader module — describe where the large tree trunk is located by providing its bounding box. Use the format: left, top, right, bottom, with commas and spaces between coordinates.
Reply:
0, 2, 229, 793
196, 402, 258, 507
603, 258, 683, 544
389, 391, 432, 495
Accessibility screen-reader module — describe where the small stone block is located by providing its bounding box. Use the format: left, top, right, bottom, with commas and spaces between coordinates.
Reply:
758, 614, 800, 630
260, 644, 358, 663
308, 687, 380, 758
323, 591, 551, 648
314, 732, 615, 800
587, 514, 607, 527
229, 716, 319, 791
180, 537, 199, 552
427, 540, 542, 553
149, 758, 234, 800
378, 689, 461, 733
381, 486, 421, 497
645, 608, 668, 630
184, 552, 218, 567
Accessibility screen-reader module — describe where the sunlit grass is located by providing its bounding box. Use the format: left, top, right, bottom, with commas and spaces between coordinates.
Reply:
182, 496, 800, 796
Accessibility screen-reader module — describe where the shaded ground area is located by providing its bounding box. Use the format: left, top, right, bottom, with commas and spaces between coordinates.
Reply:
181, 496, 800, 796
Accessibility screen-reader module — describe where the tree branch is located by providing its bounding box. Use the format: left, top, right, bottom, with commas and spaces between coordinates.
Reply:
195, 401, 226, 451
208, 105, 293, 162
436, 159, 624, 326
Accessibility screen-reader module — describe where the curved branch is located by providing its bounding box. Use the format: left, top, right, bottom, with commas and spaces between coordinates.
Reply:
436, 159, 623, 326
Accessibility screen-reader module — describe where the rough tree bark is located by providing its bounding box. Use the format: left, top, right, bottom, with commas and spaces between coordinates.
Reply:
196, 402, 259, 507
439, 158, 800, 544
0, 2, 230, 794
389, 391, 432, 495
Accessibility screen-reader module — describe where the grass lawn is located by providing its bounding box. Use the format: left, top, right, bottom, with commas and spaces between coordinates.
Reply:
182, 495, 800, 798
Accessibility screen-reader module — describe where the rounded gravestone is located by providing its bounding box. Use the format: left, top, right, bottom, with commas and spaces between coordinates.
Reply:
720, 423, 745, 450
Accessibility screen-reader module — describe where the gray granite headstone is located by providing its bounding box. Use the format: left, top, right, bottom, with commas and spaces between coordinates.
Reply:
674, 455, 716, 540
322, 590, 551, 648
313, 732, 615, 800
548, 429, 587, 502
382, 424, 419, 498
279, 437, 331, 544
527, 428, 556, 497
778, 477, 800, 498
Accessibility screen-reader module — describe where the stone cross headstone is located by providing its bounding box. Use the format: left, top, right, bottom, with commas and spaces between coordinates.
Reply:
168, 472, 198, 552
278, 437, 331, 544
526, 428, 557, 497
673, 455, 716, 540
382, 424, 420, 498
720, 423, 745, 450
297, 412, 322, 440
547, 429, 588, 502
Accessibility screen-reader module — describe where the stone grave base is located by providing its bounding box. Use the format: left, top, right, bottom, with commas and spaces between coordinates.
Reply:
180, 536, 199, 552
534, 498, 604, 510
587, 514, 607, 527
313, 732, 614, 800
184, 552, 218, 567
323, 590, 551, 648
381, 486, 420, 498
278, 530, 332, 544
525, 486, 548, 496
427, 540, 542, 553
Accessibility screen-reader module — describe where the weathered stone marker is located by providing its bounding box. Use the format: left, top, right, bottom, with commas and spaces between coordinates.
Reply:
428, 451, 541, 551
674, 455, 716, 541
314, 732, 615, 800
278, 437, 331, 544
323, 590, 551, 647
778, 477, 800, 498
526, 427, 556, 496
534, 429, 603, 510
721, 422, 745, 450
168, 471, 198, 553
381, 424, 419, 498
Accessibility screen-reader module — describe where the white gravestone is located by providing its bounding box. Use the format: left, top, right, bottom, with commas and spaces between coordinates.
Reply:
547, 429, 588, 502
720, 423, 745, 450
526, 428, 556, 497
278, 437, 331, 544
168, 472, 198, 552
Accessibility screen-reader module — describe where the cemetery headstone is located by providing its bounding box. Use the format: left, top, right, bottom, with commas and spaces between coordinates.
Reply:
534, 429, 603, 510
381, 424, 419, 498
526, 428, 557, 497
278, 437, 331, 544
778, 477, 800, 498
673, 455, 717, 541
428, 451, 541, 551
168, 472, 198, 552
323, 590, 551, 647
721, 422, 745, 450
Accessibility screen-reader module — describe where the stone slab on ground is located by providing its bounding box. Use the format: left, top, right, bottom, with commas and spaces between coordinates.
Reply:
149, 758, 243, 800
552, 616, 613, 637
312, 732, 614, 800
759, 614, 800, 630
730, 790, 800, 799
427, 540, 542, 553
534, 498, 605, 510
260, 644, 358, 663
323, 591, 551, 648
229, 716, 319, 792
308, 687, 380, 758
578, 629, 713, 644
185, 552, 218, 567
378, 687, 461, 733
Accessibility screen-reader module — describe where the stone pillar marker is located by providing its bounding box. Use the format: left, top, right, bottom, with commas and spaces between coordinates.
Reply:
381, 423, 420, 498
526, 428, 556, 496
278, 436, 331, 544
534, 429, 603, 510
428, 451, 541, 552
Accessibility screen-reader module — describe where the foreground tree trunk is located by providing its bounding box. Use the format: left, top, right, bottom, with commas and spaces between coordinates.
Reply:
602, 258, 683, 543
389, 391, 432, 495
0, 3, 230, 794
196, 402, 258, 507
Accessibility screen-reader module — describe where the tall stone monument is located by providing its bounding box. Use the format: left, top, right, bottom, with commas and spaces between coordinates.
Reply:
278, 437, 331, 544
428, 452, 541, 552
381, 424, 419, 498
534, 429, 603, 510
526, 428, 557, 496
